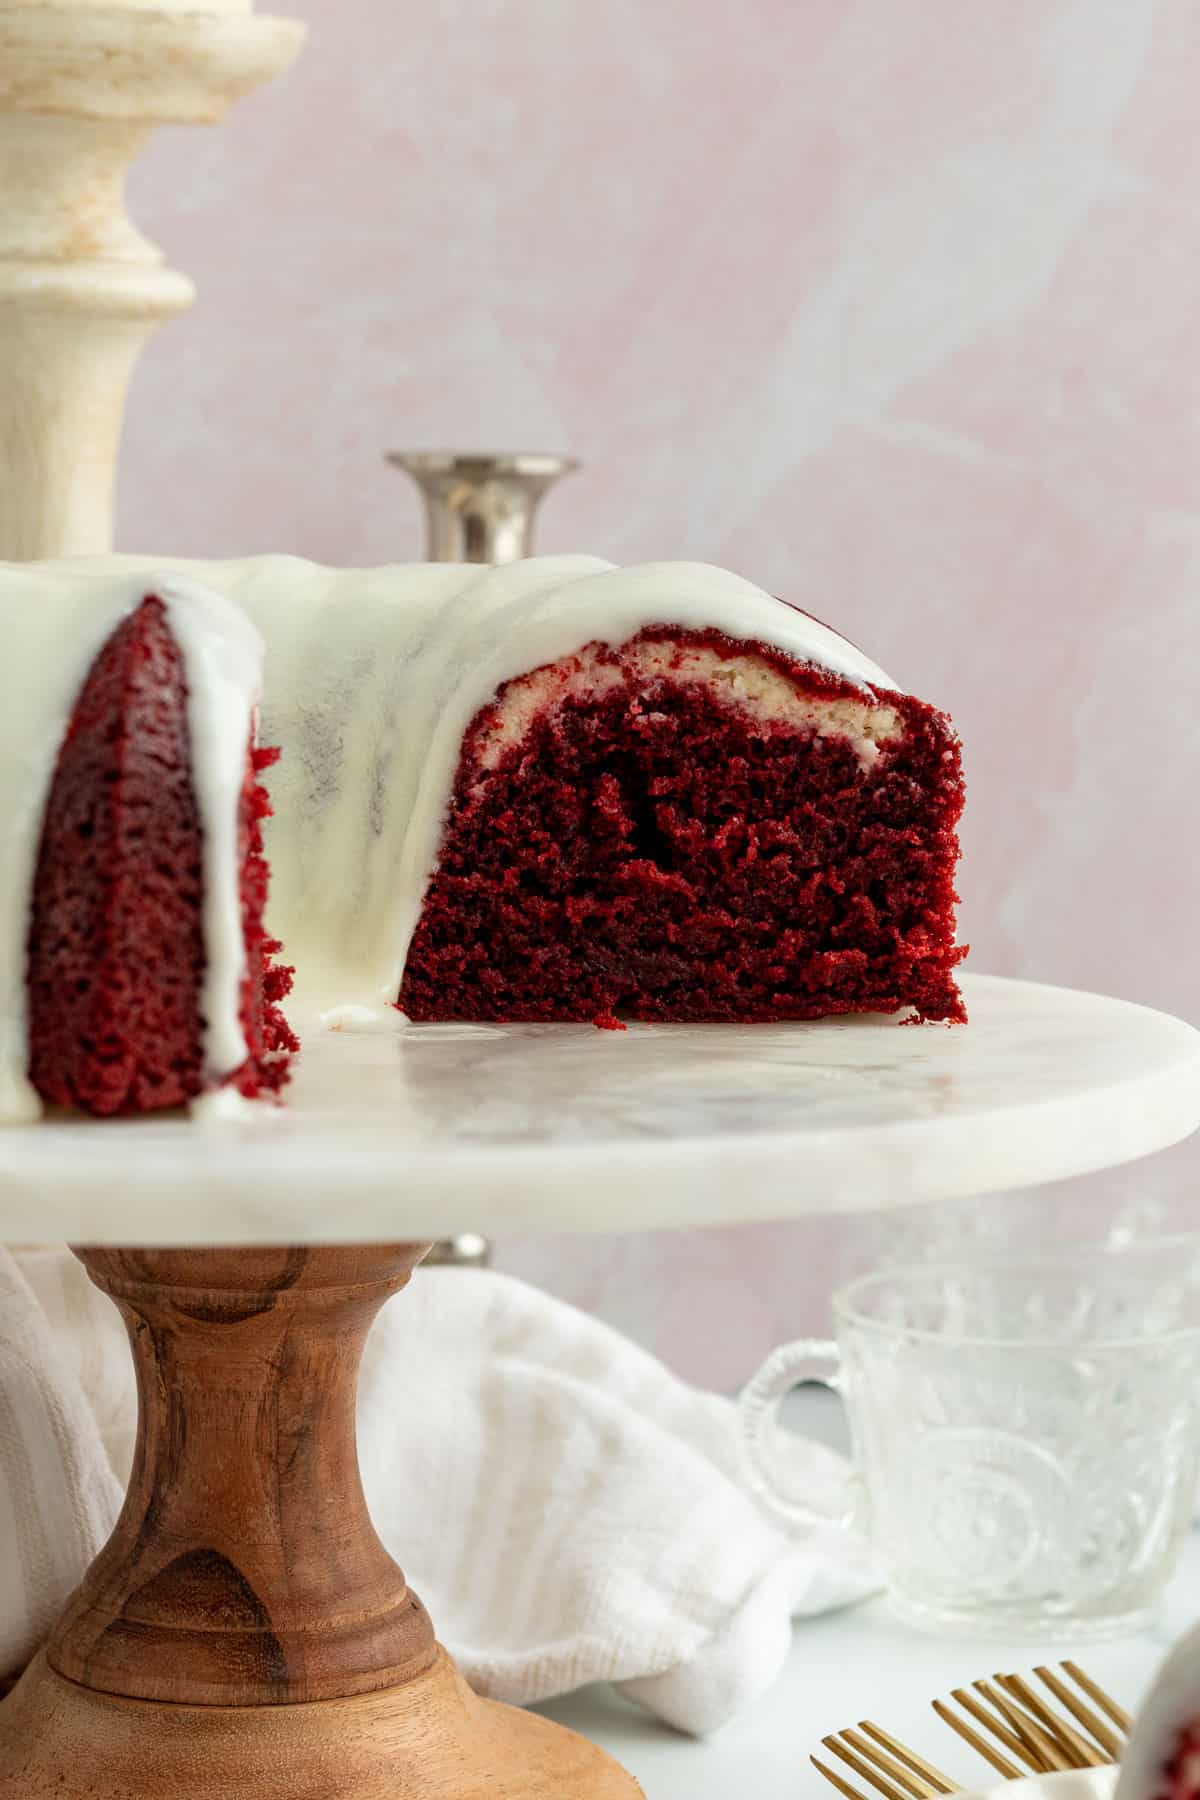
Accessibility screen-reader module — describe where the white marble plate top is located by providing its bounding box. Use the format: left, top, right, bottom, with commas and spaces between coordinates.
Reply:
0, 973, 1196, 1246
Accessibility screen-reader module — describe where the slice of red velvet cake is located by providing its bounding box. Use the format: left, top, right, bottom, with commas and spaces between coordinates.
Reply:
399, 625, 965, 1027
25, 594, 296, 1117
1118, 1624, 1200, 1800
1161, 1729, 1200, 1800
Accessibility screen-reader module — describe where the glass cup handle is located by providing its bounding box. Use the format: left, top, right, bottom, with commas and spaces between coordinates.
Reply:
738, 1338, 854, 1529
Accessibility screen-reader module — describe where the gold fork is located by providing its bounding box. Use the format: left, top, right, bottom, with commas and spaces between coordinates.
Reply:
813, 1663, 1130, 1799
934, 1663, 1132, 1777
813, 1721, 963, 1799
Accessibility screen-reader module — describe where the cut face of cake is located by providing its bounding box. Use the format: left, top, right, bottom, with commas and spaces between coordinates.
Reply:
2, 577, 296, 1122
400, 626, 964, 1025
0, 556, 964, 1122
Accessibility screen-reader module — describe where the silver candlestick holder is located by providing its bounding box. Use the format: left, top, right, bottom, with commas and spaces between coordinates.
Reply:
422, 1233, 491, 1270
387, 451, 578, 563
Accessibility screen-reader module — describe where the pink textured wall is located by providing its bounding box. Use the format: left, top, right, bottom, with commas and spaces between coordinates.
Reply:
121, 0, 1200, 1388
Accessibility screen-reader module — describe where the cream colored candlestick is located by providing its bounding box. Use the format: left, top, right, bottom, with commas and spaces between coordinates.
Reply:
0, 0, 304, 561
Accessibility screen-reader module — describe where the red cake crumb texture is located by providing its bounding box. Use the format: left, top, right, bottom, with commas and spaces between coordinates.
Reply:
1160, 1725, 1200, 1800
400, 626, 966, 1028
240, 743, 300, 1098
26, 596, 296, 1117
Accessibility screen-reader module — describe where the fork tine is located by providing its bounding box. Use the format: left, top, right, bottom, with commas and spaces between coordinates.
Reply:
813, 1754, 872, 1800
1034, 1667, 1125, 1760
933, 1699, 1023, 1781
1061, 1663, 1133, 1736
950, 1687, 1044, 1771
998, 1674, 1107, 1769
838, 1728, 943, 1798
823, 1734, 916, 1800
858, 1721, 960, 1794
977, 1679, 1062, 1772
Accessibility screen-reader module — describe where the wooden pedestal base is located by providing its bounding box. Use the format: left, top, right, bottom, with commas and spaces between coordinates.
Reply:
0, 1648, 639, 1799
0, 1246, 641, 1799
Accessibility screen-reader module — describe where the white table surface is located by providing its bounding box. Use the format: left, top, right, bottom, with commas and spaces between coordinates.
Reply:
2, 975, 1198, 1242
536, 1388, 1192, 1799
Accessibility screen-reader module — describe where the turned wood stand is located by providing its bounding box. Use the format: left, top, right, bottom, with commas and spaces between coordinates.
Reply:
0, 1245, 639, 1798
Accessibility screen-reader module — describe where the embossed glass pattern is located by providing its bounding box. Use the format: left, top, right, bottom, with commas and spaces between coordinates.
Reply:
741, 1243, 1200, 1638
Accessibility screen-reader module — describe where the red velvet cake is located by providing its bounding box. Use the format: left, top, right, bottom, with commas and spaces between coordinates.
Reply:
1117, 1624, 1200, 1800
399, 627, 965, 1027
1160, 1727, 1200, 1800
25, 595, 295, 1118
0, 555, 965, 1123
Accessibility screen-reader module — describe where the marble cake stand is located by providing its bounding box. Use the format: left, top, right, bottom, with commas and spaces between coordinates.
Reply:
0, 972, 1197, 1799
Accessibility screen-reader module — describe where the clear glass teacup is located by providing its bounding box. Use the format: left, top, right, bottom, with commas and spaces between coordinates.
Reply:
739, 1242, 1200, 1638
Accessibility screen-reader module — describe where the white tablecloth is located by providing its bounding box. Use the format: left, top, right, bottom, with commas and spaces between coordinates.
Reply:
536, 1388, 1196, 1799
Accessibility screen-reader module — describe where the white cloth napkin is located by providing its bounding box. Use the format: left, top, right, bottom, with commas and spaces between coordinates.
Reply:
0, 1248, 876, 1735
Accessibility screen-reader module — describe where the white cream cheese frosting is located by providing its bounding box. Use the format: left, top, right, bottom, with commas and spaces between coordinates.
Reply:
152, 575, 266, 1082
0, 555, 899, 1121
